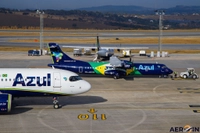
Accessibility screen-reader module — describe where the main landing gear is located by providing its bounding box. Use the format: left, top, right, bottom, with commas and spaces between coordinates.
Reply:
53, 97, 60, 109
113, 73, 120, 79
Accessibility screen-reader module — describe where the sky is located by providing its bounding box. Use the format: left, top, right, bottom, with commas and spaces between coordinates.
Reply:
1, 0, 200, 10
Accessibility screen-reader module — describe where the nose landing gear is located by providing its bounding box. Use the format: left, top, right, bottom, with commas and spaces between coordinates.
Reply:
53, 97, 60, 109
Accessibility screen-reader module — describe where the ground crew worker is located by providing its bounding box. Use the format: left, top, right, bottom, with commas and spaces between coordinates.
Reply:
188, 70, 191, 76
174, 71, 178, 78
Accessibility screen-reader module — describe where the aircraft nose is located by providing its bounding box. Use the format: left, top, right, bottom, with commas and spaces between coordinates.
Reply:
168, 69, 173, 74
80, 80, 91, 93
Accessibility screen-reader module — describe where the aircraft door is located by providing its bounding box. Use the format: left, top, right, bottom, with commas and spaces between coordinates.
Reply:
53, 72, 61, 89
79, 66, 83, 73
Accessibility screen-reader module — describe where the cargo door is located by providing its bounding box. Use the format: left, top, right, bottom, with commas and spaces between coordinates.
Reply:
79, 66, 83, 73
53, 72, 61, 90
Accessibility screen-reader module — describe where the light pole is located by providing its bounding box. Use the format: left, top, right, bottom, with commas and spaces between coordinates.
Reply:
155, 10, 165, 53
36, 10, 44, 55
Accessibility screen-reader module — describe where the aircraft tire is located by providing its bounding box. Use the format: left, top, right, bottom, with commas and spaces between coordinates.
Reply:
163, 75, 167, 78
54, 104, 59, 109
114, 73, 119, 79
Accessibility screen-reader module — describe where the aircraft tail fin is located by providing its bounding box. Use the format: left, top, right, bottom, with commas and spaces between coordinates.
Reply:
48, 43, 74, 64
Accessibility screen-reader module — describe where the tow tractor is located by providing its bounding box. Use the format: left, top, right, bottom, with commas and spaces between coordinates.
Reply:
180, 68, 199, 79
172, 68, 199, 80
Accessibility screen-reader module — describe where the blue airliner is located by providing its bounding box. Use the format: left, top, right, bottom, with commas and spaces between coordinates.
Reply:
47, 43, 173, 79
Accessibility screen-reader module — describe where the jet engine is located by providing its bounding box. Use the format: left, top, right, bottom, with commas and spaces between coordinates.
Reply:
0, 93, 12, 113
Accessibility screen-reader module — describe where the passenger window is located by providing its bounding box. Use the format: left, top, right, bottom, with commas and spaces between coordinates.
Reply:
1, 79, 3, 81
5, 79, 7, 81
9, 79, 11, 81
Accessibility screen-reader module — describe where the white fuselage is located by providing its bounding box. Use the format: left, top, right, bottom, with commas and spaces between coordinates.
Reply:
0, 68, 91, 96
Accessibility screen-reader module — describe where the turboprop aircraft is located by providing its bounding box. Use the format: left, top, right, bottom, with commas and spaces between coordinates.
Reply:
47, 43, 173, 79
63, 36, 149, 61
0, 68, 91, 112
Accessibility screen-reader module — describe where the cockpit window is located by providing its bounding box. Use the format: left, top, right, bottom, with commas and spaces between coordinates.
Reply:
69, 76, 82, 82
162, 66, 167, 69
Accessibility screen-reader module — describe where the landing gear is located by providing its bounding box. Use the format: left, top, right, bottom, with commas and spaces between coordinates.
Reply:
53, 97, 60, 109
159, 75, 168, 78
113, 73, 120, 79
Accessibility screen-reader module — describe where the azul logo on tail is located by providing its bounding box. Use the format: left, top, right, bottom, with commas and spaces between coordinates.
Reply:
12, 73, 51, 87
52, 52, 63, 62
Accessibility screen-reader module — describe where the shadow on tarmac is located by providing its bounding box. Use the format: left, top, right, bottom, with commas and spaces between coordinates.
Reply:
13, 96, 107, 107
0, 96, 107, 114
0, 107, 33, 115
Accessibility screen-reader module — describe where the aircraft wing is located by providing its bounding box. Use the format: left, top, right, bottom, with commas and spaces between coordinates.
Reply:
110, 56, 122, 67
101, 46, 149, 50
62, 46, 148, 50
62, 46, 97, 49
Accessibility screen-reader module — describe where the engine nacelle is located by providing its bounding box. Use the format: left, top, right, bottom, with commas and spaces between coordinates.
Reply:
121, 60, 133, 69
104, 70, 126, 77
0, 93, 12, 113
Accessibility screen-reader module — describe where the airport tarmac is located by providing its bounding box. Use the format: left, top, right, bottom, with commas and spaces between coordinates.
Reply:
0, 52, 200, 133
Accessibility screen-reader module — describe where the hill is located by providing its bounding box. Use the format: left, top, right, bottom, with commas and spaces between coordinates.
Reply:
78, 5, 153, 14
78, 5, 200, 15
165, 5, 200, 15
0, 7, 200, 30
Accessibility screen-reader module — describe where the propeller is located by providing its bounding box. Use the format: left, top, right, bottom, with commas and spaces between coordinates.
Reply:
93, 51, 101, 61
96, 36, 100, 51
130, 55, 134, 64
129, 52, 134, 62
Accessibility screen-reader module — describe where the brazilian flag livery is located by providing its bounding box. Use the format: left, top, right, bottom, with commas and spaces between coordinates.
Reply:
2, 74, 7, 77
47, 43, 173, 78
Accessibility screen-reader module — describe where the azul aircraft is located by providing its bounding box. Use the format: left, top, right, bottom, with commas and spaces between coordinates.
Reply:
47, 43, 173, 79
0, 68, 91, 112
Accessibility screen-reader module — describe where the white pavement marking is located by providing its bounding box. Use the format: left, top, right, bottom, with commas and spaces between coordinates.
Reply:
37, 106, 65, 133
118, 108, 147, 133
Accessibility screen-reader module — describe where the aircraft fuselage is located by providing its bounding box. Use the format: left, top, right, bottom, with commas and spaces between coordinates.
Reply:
48, 60, 173, 77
